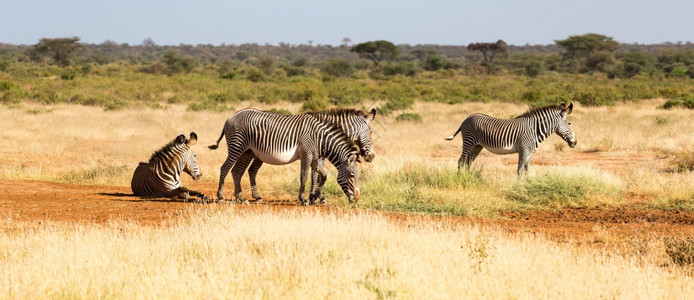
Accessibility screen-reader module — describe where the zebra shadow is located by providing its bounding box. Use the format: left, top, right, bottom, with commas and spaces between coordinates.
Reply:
97, 192, 210, 203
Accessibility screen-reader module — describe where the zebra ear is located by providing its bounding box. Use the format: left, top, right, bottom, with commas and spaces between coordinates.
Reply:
187, 132, 198, 146
348, 154, 357, 165
567, 102, 573, 114
559, 102, 566, 109
175, 134, 186, 145
365, 108, 376, 122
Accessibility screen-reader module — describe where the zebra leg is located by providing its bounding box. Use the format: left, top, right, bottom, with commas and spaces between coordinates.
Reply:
247, 158, 264, 202
458, 142, 473, 172
164, 187, 209, 203
298, 151, 314, 206
309, 159, 327, 205
466, 145, 484, 167
217, 136, 247, 201
517, 150, 534, 177
231, 151, 254, 204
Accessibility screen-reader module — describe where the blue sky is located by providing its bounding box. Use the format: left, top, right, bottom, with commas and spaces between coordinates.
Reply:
1, 0, 692, 46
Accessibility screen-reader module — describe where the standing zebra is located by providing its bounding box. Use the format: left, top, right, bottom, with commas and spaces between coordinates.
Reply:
230, 108, 375, 203
446, 102, 576, 176
131, 132, 208, 201
208, 109, 362, 205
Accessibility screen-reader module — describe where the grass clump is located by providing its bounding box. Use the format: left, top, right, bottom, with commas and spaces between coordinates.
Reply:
61, 161, 129, 185
670, 151, 694, 172
506, 167, 623, 209
357, 164, 496, 216
395, 113, 422, 122
663, 237, 694, 266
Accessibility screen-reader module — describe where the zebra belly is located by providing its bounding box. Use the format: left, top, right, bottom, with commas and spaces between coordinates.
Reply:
252, 147, 300, 165
484, 145, 518, 155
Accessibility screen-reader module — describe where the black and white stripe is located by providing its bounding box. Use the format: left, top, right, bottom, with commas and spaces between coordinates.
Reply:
446, 102, 576, 176
131, 132, 207, 201
209, 109, 361, 204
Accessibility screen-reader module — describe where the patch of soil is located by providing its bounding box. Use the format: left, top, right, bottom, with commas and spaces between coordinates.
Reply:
1, 180, 693, 241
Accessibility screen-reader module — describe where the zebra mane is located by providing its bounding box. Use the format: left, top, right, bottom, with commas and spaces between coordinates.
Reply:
307, 108, 367, 119
149, 136, 184, 162
515, 104, 562, 119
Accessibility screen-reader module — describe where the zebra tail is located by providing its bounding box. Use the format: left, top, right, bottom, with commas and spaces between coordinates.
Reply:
445, 127, 461, 141
208, 129, 225, 150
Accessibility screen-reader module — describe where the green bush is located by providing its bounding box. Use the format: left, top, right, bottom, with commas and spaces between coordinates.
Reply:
321, 59, 354, 77
395, 113, 422, 122
301, 98, 329, 112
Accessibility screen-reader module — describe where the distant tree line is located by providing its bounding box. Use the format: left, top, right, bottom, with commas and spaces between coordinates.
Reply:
1, 34, 694, 79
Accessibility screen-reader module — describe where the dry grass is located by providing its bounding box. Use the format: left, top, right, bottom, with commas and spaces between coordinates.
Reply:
1, 209, 692, 299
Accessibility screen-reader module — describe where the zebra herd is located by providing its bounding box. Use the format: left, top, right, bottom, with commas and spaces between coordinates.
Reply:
130, 102, 576, 204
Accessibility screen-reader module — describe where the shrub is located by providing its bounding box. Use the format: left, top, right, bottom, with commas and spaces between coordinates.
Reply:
301, 98, 329, 112
188, 101, 234, 112
321, 59, 355, 77
383, 62, 419, 76
395, 113, 422, 122
268, 108, 292, 115
663, 237, 694, 266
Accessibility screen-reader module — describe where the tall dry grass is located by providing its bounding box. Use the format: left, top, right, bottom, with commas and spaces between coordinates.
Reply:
1, 209, 692, 299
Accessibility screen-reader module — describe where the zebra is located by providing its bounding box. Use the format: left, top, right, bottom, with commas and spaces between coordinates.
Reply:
229, 108, 376, 204
131, 132, 209, 201
446, 102, 576, 176
208, 108, 362, 205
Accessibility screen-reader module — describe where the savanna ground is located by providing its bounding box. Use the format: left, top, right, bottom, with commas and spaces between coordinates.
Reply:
2, 100, 694, 298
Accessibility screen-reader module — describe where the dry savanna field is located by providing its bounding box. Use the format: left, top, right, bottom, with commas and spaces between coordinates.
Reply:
1, 99, 694, 298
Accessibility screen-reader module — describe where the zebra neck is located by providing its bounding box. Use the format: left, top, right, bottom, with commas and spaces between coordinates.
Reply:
320, 135, 347, 168
533, 117, 557, 144
150, 149, 184, 184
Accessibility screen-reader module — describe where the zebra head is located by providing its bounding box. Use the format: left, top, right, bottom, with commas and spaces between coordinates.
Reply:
556, 102, 576, 148
337, 154, 361, 203
180, 132, 202, 181
356, 108, 377, 162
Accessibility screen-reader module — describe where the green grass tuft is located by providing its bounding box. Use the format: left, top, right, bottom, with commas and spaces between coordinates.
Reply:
505, 167, 623, 208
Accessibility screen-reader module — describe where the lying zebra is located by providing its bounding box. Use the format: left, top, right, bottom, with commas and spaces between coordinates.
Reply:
131, 132, 209, 201
229, 108, 376, 204
446, 102, 576, 176
209, 108, 361, 205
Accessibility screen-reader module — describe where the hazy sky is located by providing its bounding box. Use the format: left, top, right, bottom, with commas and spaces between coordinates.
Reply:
1, 0, 692, 46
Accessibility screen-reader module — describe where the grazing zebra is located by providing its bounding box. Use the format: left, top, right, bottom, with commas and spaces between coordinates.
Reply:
131, 132, 208, 201
208, 108, 361, 205
446, 102, 576, 176
230, 108, 376, 203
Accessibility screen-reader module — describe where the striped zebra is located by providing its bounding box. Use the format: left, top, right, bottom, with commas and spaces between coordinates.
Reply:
230, 108, 375, 203
446, 102, 576, 176
131, 132, 208, 201
208, 109, 362, 205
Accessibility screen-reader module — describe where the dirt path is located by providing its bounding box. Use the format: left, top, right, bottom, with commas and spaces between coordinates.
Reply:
2, 180, 693, 241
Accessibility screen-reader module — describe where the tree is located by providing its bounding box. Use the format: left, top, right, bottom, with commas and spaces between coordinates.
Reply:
141, 38, 156, 47
554, 33, 618, 60
350, 40, 400, 66
466, 40, 508, 64
29, 37, 83, 66
341, 37, 352, 47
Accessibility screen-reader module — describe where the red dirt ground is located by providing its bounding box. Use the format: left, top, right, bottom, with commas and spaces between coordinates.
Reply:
2, 179, 693, 241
